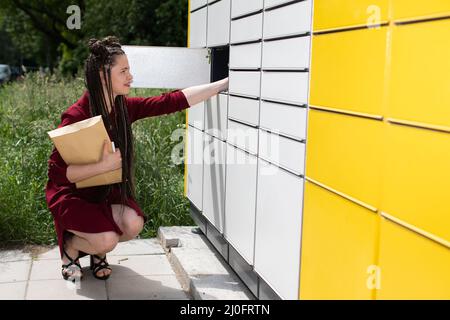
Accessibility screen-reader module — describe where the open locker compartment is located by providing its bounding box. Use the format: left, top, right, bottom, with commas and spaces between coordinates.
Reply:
205, 45, 230, 141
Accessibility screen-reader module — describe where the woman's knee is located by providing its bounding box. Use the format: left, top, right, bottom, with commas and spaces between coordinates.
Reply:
90, 232, 119, 253
122, 210, 144, 237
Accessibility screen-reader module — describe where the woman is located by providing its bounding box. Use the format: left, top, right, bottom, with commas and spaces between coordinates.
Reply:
45, 36, 228, 281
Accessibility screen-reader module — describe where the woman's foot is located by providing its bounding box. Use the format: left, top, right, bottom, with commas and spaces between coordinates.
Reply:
61, 237, 83, 280
90, 254, 112, 279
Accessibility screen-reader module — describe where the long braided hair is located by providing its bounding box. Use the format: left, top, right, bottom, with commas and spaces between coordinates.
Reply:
84, 36, 135, 215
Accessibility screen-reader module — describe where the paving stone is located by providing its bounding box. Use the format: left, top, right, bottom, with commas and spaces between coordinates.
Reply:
106, 274, 190, 300
0, 260, 32, 283
26, 277, 107, 300
191, 274, 254, 300
107, 255, 175, 278
29, 258, 90, 281
109, 239, 165, 256
158, 226, 211, 250
0, 250, 32, 263
0, 281, 27, 300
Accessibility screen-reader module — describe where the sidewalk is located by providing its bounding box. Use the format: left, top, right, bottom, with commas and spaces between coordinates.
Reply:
0, 227, 253, 300
0, 238, 189, 300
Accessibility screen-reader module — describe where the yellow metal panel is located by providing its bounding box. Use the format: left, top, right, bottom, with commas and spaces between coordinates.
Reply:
388, 19, 450, 129
313, 0, 389, 31
310, 27, 387, 116
299, 181, 378, 300
382, 124, 450, 242
392, 0, 450, 22
305, 109, 383, 208
377, 218, 450, 299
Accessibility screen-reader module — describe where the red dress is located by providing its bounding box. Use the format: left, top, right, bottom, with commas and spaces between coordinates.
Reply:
45, 89, 190, 259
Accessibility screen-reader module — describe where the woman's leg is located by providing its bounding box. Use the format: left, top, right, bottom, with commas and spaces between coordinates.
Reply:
66, 230, 120, 277
111, 204, 144, 242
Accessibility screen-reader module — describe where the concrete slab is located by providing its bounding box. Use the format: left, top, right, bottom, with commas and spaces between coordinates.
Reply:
26, 276, 107, 300
108, 238, 165, 256
106, 275, 190, 300
170, 247, 230, 276
0, 260, 32, 283
158, 227, 253, 300
0, 281, 27, 300
107, 255, 175, 277
158, 226, 212, 250
191, 275, 254, 300
29, 258, 90, 281
0, 250, 31, 263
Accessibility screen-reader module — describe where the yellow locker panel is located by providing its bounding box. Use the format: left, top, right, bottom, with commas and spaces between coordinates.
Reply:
392, 0, 450, 22
313, 0, 389, 31
388, 19, 450, 129
310, 27, 387, 116
300, 181, 378, 300
382, 124, 450, 242
306, 109, 382, 209
377, 218, 450, 299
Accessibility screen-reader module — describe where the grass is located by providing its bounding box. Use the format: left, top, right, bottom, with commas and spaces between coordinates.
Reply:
0, 72, 192, 247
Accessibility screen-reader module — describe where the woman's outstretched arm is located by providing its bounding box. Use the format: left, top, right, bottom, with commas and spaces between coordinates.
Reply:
181, 77, 228, 106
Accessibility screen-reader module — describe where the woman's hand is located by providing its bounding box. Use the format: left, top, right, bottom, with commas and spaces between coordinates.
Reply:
99, 140, 122, 171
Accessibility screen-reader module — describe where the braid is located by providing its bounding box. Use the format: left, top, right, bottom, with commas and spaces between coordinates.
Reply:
84, 36, 136, 216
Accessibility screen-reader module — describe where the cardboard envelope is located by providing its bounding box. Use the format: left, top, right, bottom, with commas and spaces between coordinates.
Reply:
47, 115, 122, 188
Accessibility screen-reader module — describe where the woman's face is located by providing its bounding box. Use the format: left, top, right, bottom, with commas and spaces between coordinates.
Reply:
104, 54, 133, 96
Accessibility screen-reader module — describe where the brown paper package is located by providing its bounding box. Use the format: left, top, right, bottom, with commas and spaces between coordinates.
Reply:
47, 115, 122, 188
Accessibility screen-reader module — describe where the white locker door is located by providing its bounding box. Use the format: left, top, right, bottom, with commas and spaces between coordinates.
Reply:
254, 159, 304, 299
188, 101, 205, 130
207, 0, 231, 47
203, 135, 227, 232
189, 7, 207, 48
225, 145, 258, 265
205, 93, 228, 140
187, 126, 205, 211
191, 0, 207, 12
122, 45, 210, 89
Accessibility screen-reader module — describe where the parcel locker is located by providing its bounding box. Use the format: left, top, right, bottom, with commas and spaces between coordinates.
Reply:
300, 181, 378, 300
207, 0, 231, 47
188, 101, 205, 130
377, 218, 450, 299
229, 42, 262, 70
227, 119, 259, 155
262, 36, 310, 70
388, 19, 450, 129
382, 124, 450, 242
189, 7, 207, 48
205, 93, 228, 140
191, 0, 207, 12
263, 1, 312, 39
261, 71, 309, 105
258, 129, 306, 175
313, 0, 389, 31
224, 145, 258, 265
391, 0, 450, 22
229, 71, 261, 98
259, 100, 307, 141
186, 126, 204, 211
306, 109, 382, 209
231, 13, 263, 44
228, 95, 260, 127
202, 135, 227, 233
231, 0, 264, 18
254, 159, 304, 299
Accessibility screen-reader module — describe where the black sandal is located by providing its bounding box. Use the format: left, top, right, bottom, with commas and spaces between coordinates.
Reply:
90, 254, 112, 280
61, 247, 83, 281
